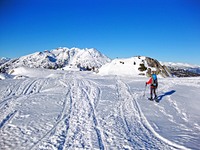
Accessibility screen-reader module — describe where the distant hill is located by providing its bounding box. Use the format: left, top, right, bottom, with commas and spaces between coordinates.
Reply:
161, 62, 200, 77
98, 56, 172, 77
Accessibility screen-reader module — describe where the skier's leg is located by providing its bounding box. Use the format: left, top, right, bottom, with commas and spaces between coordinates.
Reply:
154, 88, 157, 99
150, 87, 153, 99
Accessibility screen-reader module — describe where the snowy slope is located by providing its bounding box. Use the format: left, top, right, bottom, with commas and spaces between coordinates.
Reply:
99, 57, 145, 76
16, 51, 57, 68
98, 56, 172, 77
0, 68, 199, 150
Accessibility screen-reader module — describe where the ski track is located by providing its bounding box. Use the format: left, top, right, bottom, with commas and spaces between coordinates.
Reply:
0, 78, 49, 149
149, 80, 191, 127
81, 79, 105, 150
30, 79, 73, 150
114, 78, 184, 150
132, 79, 194, 150
0, 73, 195, 150
30, 76, 105, 150
0, 110, 18, 129
117, 79, 167, 149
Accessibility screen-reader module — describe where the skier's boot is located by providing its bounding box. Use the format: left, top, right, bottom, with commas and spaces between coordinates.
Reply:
148, 97, 153, 101
154, 95, 159, 102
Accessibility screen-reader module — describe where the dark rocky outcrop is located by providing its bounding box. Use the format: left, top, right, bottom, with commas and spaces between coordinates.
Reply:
145, 57, 172, 77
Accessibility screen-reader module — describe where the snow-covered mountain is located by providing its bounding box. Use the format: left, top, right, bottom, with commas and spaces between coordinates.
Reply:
98, 56, 172, 77
161, 62, 200, 77
52, 47, 110, 69
0, 47, 111, 72
0, 57, 10, 65
1, 48, 200, 78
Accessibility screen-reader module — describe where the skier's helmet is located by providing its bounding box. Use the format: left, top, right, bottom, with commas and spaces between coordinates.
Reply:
151, 68, 156, 74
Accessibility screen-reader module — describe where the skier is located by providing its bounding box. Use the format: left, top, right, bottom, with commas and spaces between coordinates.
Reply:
146, 70, 158, 100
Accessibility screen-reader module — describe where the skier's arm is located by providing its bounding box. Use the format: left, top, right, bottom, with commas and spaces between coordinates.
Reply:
146, 78, 152, 85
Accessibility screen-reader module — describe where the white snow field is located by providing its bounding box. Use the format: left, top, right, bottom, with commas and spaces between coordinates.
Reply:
0, 68, 200, 150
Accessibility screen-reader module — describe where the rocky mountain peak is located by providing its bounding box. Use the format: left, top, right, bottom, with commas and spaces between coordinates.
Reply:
0, 47, 111, 73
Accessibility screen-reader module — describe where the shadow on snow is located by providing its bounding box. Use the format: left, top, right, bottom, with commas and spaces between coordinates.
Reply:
157, 90, 176, 102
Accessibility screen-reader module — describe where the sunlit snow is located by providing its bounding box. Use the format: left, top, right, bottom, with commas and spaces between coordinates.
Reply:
0, 68, 199, 150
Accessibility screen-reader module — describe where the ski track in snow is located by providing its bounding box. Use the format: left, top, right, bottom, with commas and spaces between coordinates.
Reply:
0, 72, 198, 150
131, 78, 199, 150
0, 78, 48, 149
114, 78, 188, 150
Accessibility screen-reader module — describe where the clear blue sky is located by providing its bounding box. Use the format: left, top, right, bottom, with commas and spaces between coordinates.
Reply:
0, 0, 200, 65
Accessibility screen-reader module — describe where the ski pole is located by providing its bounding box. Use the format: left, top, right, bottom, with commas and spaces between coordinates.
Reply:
143, 84, 147, 97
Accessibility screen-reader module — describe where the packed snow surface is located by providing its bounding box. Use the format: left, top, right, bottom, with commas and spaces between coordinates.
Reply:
0, 68, 200, 150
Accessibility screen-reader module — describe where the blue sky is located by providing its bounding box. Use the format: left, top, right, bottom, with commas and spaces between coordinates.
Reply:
0, 0, 200, 65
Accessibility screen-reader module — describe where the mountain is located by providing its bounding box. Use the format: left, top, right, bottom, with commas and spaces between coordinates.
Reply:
0, 47, 111, 73
1, 48, 199, 78
0, 57, 10, 65
161, 62, 200, 77
98, 56, 172, 77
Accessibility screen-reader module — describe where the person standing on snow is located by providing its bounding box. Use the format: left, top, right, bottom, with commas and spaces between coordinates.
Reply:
146, 71, 158, 100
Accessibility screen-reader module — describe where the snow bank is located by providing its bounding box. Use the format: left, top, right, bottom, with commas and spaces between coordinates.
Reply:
9, 67, 54, 78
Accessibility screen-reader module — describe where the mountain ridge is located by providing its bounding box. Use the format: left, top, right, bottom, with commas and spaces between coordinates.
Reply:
0, 47, 111, 73
1, 47, 200, 77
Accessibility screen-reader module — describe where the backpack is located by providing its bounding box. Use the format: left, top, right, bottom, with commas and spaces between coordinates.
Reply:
152, 74, 158, 87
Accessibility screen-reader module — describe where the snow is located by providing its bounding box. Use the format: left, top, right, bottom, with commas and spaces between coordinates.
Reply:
1, 47, 111, 71
0, 73, 7, 80
0, 57, 10, 65
0, 73, 12, 80
161, 62, 200, 76
161, 62, 200, 68
98, 56, 164, 78
0, 67, 200, 150
99, 57, 147, 77
10, 67, 55, 78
